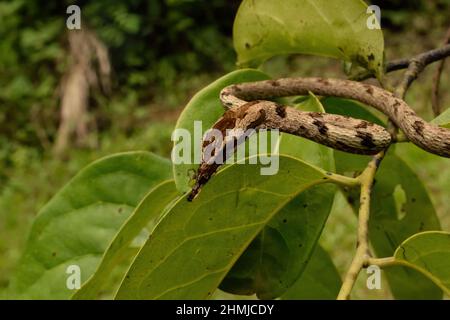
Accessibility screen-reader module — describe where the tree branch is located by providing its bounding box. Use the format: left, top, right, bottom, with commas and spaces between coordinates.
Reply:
431, 28, 450, 116
351, 43, 450, 82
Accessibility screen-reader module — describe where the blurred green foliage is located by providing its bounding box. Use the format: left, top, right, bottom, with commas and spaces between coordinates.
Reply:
0, 0, 239, 157
380, 0, 450, 30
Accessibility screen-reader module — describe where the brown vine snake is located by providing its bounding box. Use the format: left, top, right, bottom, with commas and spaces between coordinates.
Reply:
188, 77, 450, 200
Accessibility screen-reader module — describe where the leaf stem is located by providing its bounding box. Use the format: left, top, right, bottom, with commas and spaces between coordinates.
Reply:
326, 172, 360, 188
396, 43, 450, 98
367, 257, 396, 268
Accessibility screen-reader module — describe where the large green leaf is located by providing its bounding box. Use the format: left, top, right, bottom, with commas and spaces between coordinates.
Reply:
72, 180, 179, 300
234, 0, 384, 78
281, 245, 341, 299
391, 231, 450, 296
220, 93, 336, 299
172, 69, 270, 193
7, 152, 172, 299
116, 155, 338, 299
220, 184, 335, 299
431, 107, 450, 128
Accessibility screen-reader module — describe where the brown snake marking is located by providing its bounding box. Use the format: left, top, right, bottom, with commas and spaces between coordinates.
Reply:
187, 77, 450, 201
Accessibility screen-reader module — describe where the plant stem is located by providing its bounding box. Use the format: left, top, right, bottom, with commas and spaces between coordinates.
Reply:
337, 151, 385, 300
326, 172, 360, 188
367, 257, 396, 268
396, 44, 450, 98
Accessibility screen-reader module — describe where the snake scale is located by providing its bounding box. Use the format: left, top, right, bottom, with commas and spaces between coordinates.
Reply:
187, 77, 450, 200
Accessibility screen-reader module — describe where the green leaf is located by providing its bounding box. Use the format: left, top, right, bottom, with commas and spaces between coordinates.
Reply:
172, 69, 270, 193
72, 180, 179, 300
282, 245, 341, 300
391, 231, 450, 296
116, 155, 334, 299
339, 151, 442, 299
233, 0, 384, 78
219, 93, 336, 299
431, 108, 450, 128
7, 152, 172, 299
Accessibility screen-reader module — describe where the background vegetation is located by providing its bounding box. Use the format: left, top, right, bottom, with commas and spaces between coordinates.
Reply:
0, 0, 449, 298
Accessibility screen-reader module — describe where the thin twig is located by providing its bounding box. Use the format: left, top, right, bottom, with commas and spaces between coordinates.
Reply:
396, 43, 450, 98
337, 151, 386, 300
351, 43, 450, 82
431, 28, 450, 116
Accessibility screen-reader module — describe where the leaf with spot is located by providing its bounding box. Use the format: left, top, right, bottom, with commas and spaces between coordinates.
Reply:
219, 92, 336, 299
115, 155, 336, 299
281, 245, 341, 300
388, 231, 450, 296
7, 152, 172, 299
72, 180, 179, 300
234, 0, 384, 78
172, 69, 270, 194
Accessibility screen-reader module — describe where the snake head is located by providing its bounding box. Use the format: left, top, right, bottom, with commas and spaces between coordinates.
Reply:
187, 110, 237, 201
187, 101, 269, 201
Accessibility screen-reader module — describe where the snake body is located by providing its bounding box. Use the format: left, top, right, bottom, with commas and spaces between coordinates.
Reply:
220, 77, 450, 157
187, 77, 450, 200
